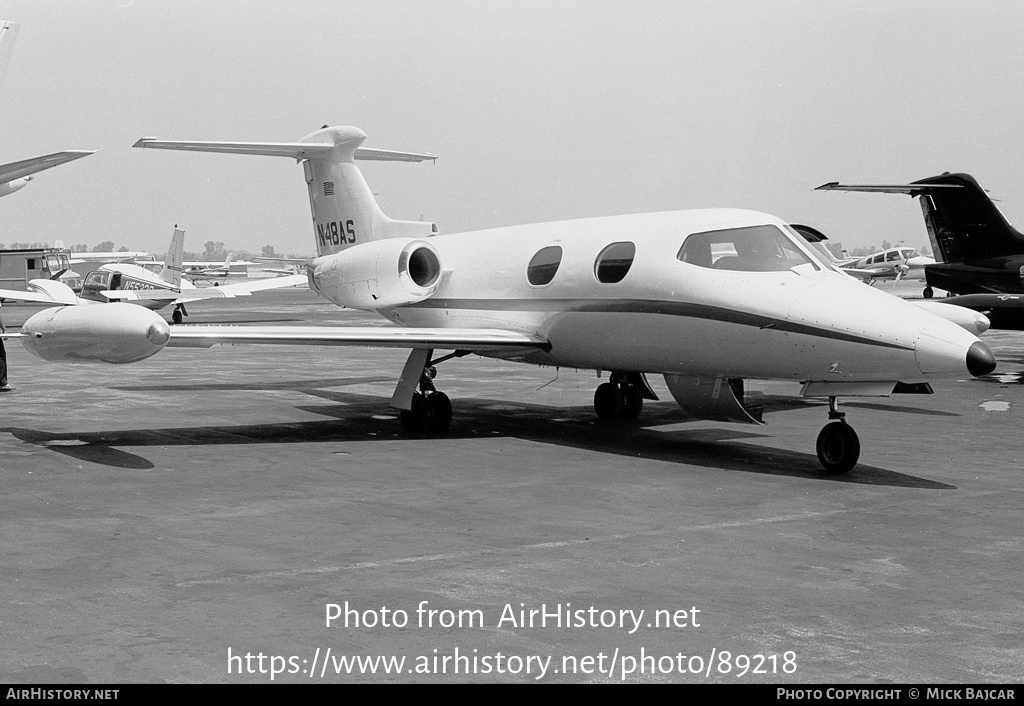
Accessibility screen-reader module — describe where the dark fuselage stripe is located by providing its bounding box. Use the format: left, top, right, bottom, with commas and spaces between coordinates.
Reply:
400, 298, 915, 351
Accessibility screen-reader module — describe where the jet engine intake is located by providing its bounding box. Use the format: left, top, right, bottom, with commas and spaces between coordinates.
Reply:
310, 238, 441, 309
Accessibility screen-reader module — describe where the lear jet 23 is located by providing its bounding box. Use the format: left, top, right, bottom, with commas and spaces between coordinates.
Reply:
0, 21, 93, 198
0, 226, 306, 323
8, 127, 997, 474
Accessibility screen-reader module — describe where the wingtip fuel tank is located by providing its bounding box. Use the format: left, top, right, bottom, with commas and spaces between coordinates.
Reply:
20, 304, 170, 364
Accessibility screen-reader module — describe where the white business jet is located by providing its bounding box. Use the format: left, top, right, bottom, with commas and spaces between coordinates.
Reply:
8, 126, 996, 474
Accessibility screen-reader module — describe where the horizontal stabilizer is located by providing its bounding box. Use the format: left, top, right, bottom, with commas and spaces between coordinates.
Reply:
0, 151, 95, 185
816, 182, 963, 196
167, 325, 550, 352
133, 138, 436, 163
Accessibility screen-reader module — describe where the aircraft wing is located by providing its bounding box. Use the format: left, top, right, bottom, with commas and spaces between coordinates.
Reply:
166, 325, 549, 352
0, 151, 95, 185
839, 267, 880, 282
0, 281, 79, 305
100, 274, 307, 303
133, 138, 436, 163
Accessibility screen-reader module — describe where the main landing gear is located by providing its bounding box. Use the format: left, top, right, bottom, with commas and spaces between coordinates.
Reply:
395, 349, 469, 435
593, 372, 657, 421
815, 397, 860, 474
923, 286, 934, 299
171, 303, 188, 325
399, 365, 453, 434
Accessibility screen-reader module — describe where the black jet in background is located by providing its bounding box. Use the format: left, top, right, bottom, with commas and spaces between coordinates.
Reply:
818, 172, 1024, 329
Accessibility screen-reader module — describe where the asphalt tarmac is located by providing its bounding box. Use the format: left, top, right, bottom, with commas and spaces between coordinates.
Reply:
0, 285, 1020, 684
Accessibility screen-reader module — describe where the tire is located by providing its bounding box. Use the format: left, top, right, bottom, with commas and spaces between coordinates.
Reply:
172, 309, 183, 324
815, 422, 860, 474
594, 382, 623, 420
425, 391, 452, 434
621, 385, 644, 419
923, 286, 934, 299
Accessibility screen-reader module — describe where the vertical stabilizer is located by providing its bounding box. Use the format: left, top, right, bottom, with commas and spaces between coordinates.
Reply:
297, 126, 439, 257
160, 227, 185, 287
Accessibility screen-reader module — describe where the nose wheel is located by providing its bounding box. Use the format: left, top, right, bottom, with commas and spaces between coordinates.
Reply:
815, 397, 860, 474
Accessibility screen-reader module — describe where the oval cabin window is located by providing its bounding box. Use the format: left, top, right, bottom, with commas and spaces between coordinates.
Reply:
527, 246, 563, 286
594, 242, 636, 283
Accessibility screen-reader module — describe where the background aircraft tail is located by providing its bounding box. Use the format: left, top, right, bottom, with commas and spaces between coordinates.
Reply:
134, 126, 438, 259
817, 173, 1024, 263
160, 226, 185, 287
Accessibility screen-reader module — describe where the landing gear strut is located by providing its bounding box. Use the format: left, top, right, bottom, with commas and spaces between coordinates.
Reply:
593, 372, 653, 421
815, 396, 860, 474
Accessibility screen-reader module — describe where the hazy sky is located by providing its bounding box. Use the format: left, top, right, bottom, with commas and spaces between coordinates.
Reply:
0, 0, 1022, 257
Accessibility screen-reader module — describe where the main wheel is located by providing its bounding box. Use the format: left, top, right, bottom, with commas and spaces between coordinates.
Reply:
621, 384, 644, 419
815, 422, 860, 474
923, 286, 934, 299
400, 392, 428, 433
594, 382, 623, 420
172, 308, 183, 324
425, 391, 452, 434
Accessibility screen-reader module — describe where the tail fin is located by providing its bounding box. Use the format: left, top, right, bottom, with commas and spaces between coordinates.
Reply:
817, 173, 1024, 263
160, 226, 185, 287
134, 127, 438, 258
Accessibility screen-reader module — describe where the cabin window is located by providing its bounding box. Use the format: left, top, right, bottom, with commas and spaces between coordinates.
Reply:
26, 258, 36, 270
872, 253, 885, 264
527, 246, 563, 286
886, 251, 901, 261
677, 225, 815, 272
594, 242, 636, 283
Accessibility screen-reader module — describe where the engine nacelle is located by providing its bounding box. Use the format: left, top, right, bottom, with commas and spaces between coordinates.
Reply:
310, 238, 441, 309
664, 374, 765, 424
20, 304, 170, 364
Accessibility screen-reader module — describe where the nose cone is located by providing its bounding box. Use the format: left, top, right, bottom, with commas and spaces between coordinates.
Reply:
966, 341, 997, 377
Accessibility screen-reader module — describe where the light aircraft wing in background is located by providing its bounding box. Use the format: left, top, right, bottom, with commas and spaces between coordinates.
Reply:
101, 273, 307, 303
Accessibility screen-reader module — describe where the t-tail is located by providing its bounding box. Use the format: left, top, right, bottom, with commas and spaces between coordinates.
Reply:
160, 226, 185, 288
134, 126, 438, 259
817, 173, 1024, 264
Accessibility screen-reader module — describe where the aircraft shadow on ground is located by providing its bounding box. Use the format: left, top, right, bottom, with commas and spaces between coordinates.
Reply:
1, 381, 955, 489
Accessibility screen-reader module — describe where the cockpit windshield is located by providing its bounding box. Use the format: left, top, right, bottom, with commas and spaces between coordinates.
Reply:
677, 224, 819, 272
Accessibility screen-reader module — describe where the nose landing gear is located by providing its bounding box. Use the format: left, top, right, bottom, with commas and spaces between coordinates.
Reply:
815, 397, 860, 474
